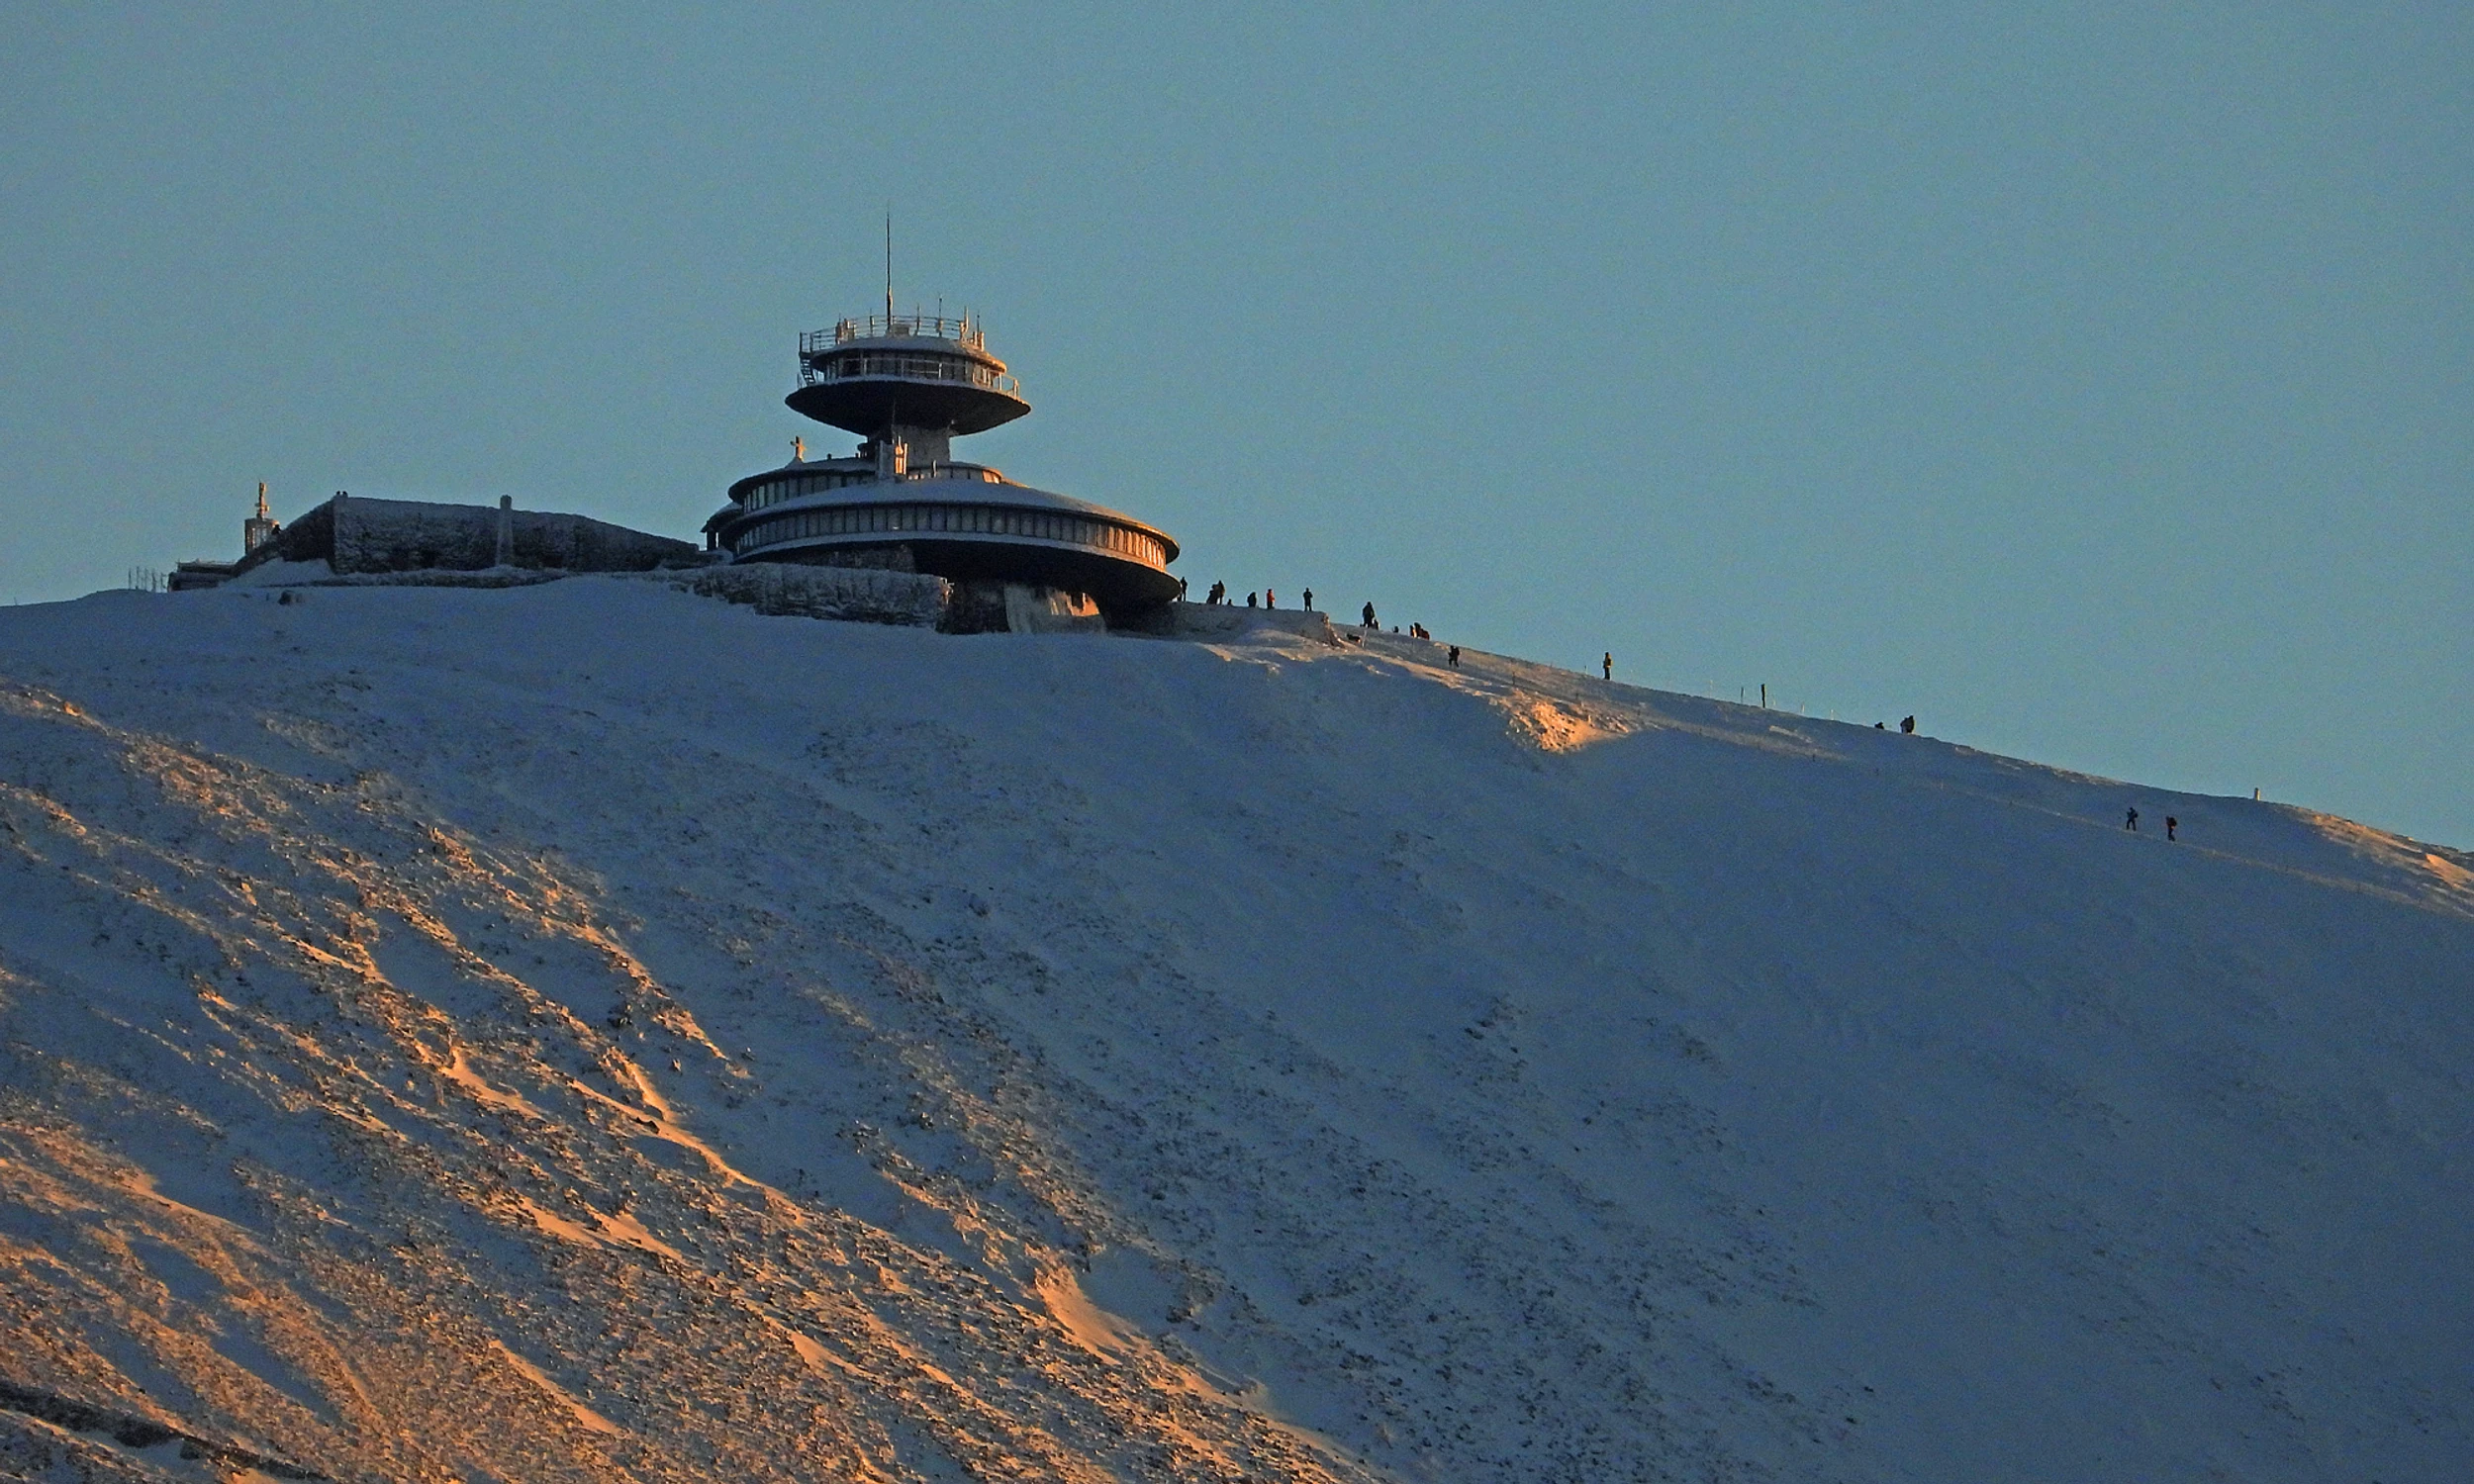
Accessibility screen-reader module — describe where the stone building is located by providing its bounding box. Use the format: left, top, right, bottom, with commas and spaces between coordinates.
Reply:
172, 489, 696, 588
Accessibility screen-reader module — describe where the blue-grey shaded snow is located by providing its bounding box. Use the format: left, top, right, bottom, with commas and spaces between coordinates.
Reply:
0, 580, 2466, 1482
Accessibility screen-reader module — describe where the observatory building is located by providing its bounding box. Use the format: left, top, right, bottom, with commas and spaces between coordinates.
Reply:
705, 306, 1181, 626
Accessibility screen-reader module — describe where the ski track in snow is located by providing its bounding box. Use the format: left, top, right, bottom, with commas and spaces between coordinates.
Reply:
0, 581, 2467, 1483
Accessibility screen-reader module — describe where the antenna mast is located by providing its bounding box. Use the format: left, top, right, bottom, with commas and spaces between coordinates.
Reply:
884, 210, 894, 325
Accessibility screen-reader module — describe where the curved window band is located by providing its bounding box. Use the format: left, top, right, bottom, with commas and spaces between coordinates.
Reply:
735, 505, 1166, 570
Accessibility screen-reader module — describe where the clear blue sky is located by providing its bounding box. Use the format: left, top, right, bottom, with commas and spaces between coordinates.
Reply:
4, 3, 2466, 847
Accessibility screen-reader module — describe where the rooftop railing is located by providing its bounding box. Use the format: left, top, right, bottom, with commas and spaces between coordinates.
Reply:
809, 314, 986, 349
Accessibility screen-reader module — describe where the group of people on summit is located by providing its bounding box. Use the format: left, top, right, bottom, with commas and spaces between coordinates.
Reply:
1189, 585, 1466, 666
1197, 580, 1323, 613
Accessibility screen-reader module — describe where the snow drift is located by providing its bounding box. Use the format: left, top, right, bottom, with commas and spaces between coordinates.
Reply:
0, 579, 2466, 1483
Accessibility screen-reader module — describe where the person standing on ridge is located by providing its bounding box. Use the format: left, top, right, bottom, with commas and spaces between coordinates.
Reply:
2126, 807, 2140, 832
1900, 715, 1916, 734
1448, 645, 1461, 668
1246, 592, 1258, 607
1303, 588, 1313, 610
2166, 816, 2178, 841
1266, 591, 1276, 608
1362, 602, 1377, 629
1603, 652, 1613, 681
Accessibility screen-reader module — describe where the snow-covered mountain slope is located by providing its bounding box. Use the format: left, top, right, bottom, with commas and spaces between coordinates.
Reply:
1, 580, 2466, 1483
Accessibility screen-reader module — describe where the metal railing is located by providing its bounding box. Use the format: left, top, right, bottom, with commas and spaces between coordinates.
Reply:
810, 313, 986, 349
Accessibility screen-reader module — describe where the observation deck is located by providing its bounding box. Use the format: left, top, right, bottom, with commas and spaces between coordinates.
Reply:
786, 312, 1029, 437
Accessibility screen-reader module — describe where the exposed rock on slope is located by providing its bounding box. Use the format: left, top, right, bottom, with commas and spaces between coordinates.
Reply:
2, 583, 2467, 1482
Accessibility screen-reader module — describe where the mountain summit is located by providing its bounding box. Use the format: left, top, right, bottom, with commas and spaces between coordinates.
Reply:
3, 581, 2467, 1482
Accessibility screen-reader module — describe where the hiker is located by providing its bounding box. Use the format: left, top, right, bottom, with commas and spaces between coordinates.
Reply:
1178, 577, 1189, 599
1246, 592, 1258, 607
1362, 602, 1377, 629
2126, 807, 2139, 832
1602, 652, 1613, 681
2166, 816, 2178, 842
1303, 588, 1313, 610
1448, 645, 1461, 668
1874, 721, 1885, 729
1900, 715, 1915, 734
1267, 590, 1276, 608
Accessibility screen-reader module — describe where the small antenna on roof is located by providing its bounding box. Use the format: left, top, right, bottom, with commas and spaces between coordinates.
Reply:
884, 209, 894, 325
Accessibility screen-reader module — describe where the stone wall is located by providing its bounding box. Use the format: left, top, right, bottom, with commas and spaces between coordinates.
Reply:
648, 564, 949, 627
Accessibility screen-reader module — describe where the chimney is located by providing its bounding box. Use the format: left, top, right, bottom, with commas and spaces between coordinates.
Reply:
243, 481, 281, 554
